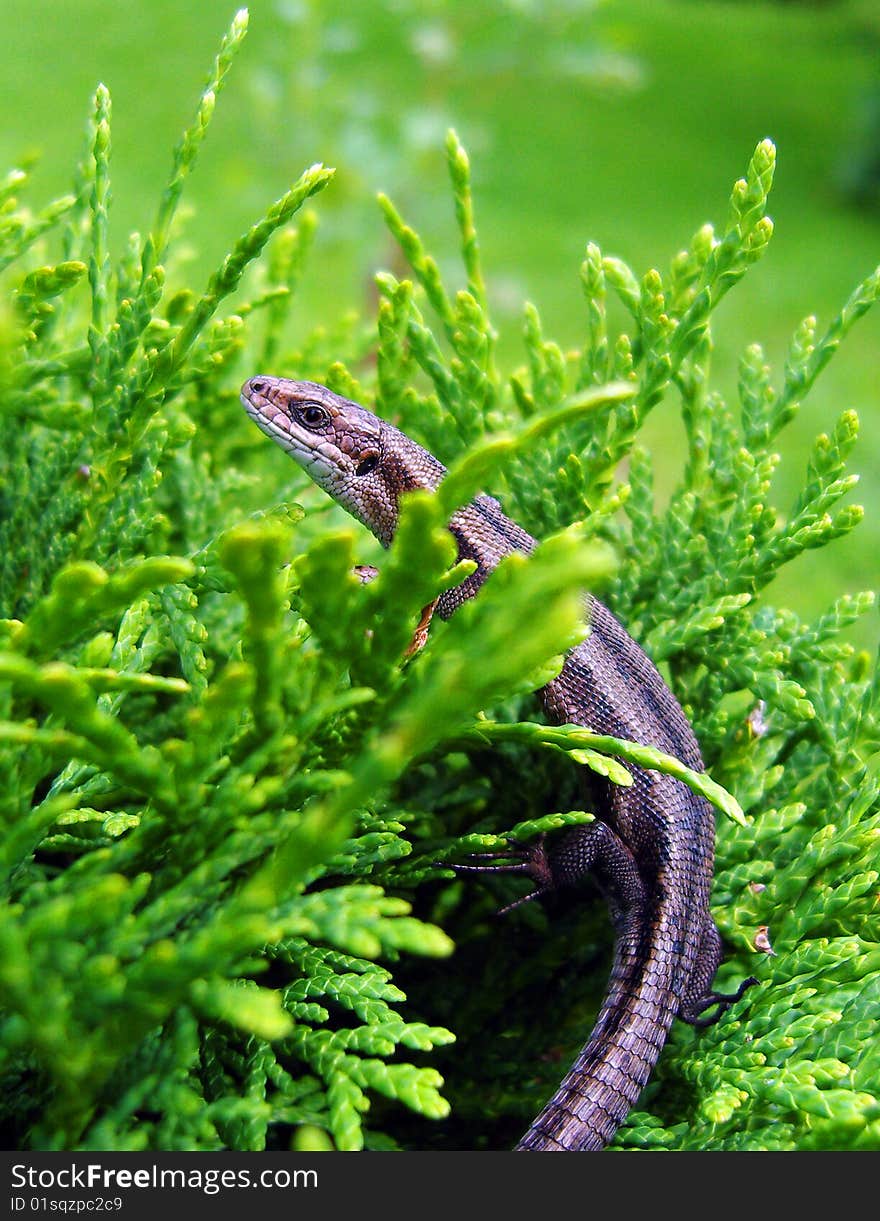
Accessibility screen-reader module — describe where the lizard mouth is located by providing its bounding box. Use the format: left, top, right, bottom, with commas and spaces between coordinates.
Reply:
241, 378, 326, 441
240, 382, 336, 481
241, 386, 294, 442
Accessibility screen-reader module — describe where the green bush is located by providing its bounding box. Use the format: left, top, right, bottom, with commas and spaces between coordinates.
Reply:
1, 12, 877, 1151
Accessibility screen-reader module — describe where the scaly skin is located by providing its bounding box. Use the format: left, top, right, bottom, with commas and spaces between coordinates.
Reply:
240, 376, 755, 1151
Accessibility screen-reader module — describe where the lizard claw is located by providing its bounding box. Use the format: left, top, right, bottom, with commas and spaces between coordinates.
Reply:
680, 975, 760, 1028
441, 835, 554, 915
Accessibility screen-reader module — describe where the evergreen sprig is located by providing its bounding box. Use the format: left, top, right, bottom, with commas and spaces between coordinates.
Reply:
0, 13, 877, 1153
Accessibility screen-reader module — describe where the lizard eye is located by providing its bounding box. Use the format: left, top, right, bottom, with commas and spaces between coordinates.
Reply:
356, 453, 379, 477
298, 403, 329, 429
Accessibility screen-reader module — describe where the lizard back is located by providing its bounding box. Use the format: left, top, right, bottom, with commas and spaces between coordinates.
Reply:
440, 496, 718, 1150
516, 598, 716, 1149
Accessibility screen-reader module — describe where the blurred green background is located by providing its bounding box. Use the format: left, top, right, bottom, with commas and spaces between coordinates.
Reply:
3, 0, 879, 638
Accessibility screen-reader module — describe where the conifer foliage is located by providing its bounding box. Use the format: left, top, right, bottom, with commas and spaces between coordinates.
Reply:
0, 12, 877, 1150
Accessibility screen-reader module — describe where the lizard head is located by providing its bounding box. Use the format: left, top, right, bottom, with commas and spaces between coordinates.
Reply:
241, 376, 446, 546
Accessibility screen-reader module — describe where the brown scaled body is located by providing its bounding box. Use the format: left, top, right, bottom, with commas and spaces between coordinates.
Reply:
240, 376, 755, 1151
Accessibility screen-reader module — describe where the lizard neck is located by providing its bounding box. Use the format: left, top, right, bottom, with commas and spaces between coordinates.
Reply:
436, 494, 537, 618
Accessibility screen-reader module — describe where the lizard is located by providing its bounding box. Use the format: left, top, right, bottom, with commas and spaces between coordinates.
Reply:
240, 375, 757, 1151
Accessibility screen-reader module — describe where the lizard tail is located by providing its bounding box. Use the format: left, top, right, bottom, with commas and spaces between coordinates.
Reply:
515, 908, 682, 1151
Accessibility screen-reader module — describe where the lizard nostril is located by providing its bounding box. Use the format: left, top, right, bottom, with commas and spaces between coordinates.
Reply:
249, 378, 267, 395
